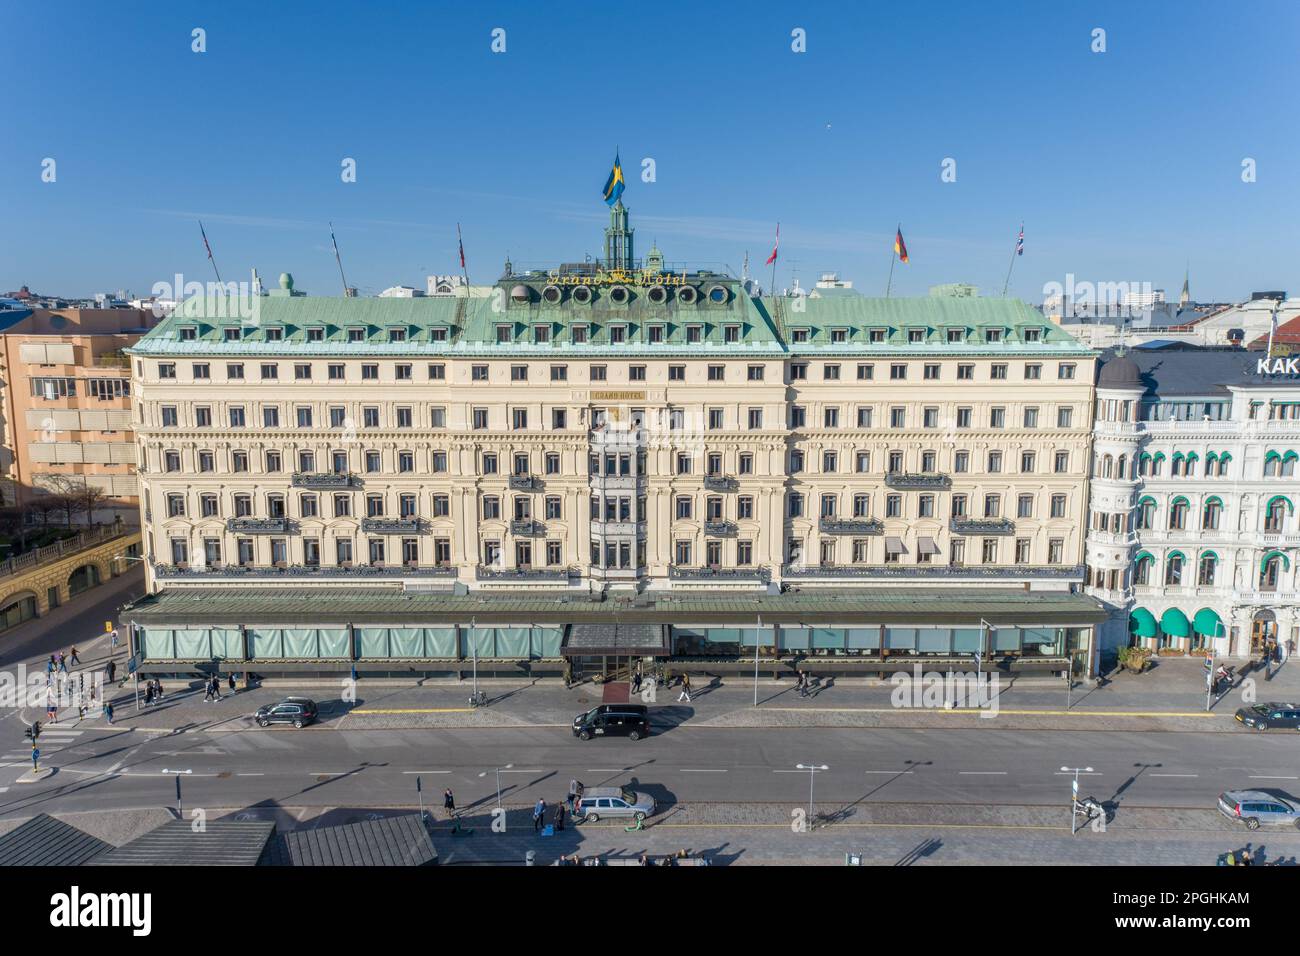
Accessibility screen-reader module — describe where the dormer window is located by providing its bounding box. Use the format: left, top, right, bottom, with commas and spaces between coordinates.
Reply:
307, 327, 324, 342
1023, 328, 1041, 342
791, 328, 810, 343
431, 327, 449, 342
533, 324, 550, 344
946, 328, 964, 343
724, 324, 740, 343
648, 325, 665, 344
571, 324, 588, 344
869, 328, 887, 343
830, 328, 848, 343
986, 328, 1004, 343
608, 325, 625, 344
907, 328, 925, 343
348, 328, 366, 342
496, 324, 512, 344
179, 326, 197, 341
265, 327, 283, 341
388, 327, 407, 342
686, 325, 703, 343
223, 327, 240, 341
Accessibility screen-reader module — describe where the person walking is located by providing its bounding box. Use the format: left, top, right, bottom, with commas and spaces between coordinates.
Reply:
212, 675, 222, 701
106, 659, 116, 684
532, 798, 546, 833
143, 682, 154, 707
69, 646, 80, 666
553, 802, 565, 832
103, 701, 114, 724
567, 778, 579, 812
1241, 848, 1254, 866
677, 672, 692, 703
443, 788, 456, 820
110, 627, 119, 652
632, 668, 643, 695
57, 653, 67, 674
228, 673, 237, 695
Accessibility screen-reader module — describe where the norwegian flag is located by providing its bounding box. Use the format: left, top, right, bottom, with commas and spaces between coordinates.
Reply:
199, 221, 214, 260
1016, 224, 1025, 256
457, 223, 466, 269
765, 222, 779, 266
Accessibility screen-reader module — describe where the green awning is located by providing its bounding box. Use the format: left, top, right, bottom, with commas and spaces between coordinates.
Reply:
1160, 607, 1190, 638
1129, 608, 1157, 638
1193, 608, 1223, 638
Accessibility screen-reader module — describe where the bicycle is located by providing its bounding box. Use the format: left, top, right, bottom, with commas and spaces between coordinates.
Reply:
468, 689, 488, 708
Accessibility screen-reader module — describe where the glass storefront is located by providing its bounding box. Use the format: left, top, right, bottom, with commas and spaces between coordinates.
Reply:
670, 624, 1069, 657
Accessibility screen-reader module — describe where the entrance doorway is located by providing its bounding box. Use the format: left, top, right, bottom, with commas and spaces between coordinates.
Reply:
1251, 611, 1278, 654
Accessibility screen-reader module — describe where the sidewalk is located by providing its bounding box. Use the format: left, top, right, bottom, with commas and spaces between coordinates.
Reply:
60, 653, 1298, 735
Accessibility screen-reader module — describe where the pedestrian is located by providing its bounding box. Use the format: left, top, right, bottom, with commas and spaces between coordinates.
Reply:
57, 653, 67, 674
110, 627, 119, 651
1241, 848, 1254, 866
443, 788, 456, 819
106, 659, 116, 684
677, 673, 692, 703
144, 682, 154, 707
632, 668, 642, 694
228, 673, 236, 694
46, 656, 55, 677
70, 646, 81, 666
567, 778, 579, 812
104, 701, 114, 724
211, 676, 221, 701
203, 678, 213, 702
155, 679, 165, 702
532, 798, 546, 832
553, 802, 565, 832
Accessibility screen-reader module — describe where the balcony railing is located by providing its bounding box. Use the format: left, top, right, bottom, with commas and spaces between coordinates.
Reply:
292, 472, 355, 489
226, 517, 294, 534
153, 563, 458, 579
475, 565, 572, 581
781, 563, 1085, 580
885, 473, 952, 490
704, 519, 737, 537
360, 517, 425, 534
508, 475, 543, 491
669, 565, 770, 582
703, 475, 738, 492
509, 519, 546, 536
819, 517, 883, 535
949, 517, 1016, 536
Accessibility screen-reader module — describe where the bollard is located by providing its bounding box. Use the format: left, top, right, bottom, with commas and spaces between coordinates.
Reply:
525, 850, 536, 866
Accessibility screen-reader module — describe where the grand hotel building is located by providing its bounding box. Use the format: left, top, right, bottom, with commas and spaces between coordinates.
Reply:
123, 207, 1105, 677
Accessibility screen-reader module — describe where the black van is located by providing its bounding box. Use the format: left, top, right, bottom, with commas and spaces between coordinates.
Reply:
572, 703, 650, 741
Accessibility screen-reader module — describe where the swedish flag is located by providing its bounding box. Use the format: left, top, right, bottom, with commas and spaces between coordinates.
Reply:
602, 153, 626, 206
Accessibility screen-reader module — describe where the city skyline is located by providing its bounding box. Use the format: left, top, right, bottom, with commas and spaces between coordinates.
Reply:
4, 1, 1300, 301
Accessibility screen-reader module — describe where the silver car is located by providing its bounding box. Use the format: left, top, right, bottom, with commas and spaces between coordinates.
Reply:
576, 786, 655, 823
1218, 790, 1300, 830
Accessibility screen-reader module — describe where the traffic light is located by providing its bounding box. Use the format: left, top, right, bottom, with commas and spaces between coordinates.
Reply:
24, 721, 41, 743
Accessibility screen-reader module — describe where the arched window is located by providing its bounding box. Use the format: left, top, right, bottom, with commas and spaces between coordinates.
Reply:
1185, 452, 1199, 477
1202, 497, 1222, 531
1265, 496, 1293, 533
1206, 452, 1218, 475
1151, 452, 1166, 476
1133, 552, 1154, 586
1284, 451, 1299, 478
1260, 551, 1289, 590
1102, 454, 1114, 479
1264, 451, 1282, 477
1165, 551, 1185, 586
1139, 453, 1153, 477
1169, 496, 1189, 531
1117, 454, 1128, 479
1136, 496, 1156, 530
1217, 452, 1231, 477
1198, 551, 1218, 586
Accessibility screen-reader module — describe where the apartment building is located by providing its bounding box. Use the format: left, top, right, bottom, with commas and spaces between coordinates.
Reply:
1086, 349, 1300, 661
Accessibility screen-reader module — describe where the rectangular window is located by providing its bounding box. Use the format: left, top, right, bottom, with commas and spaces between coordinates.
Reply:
890, 363, 907, 380
550, 365, 567, 382
260, 363, 278, 380
328, 364, 345, 380
856, 363, 874, 380
668, 365, 685, 381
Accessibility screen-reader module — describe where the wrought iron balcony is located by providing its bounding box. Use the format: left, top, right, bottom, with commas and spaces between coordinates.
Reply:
704, 519, 737, 536
669, 565, 770, 582
703, 475, 738, 492
475, 565, 572, 581
361, 517, 425, 534
818, 517, 883, 535
292, 472, 355, 489
884, 473, 952, 490
781, 563, 1084, 580
510, 519, 546, 536
949, 517, 1016, 536
508, 475, 543, 491
226, 517, 293, 534
153, 562, 458, 579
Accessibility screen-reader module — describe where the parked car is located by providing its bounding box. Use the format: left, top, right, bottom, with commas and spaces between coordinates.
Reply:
254, 697, 318, 728
1233, 702, 1300, 731
1217, 790, 1300, 830
572, 703, 650, 741
576, 786, 656, 823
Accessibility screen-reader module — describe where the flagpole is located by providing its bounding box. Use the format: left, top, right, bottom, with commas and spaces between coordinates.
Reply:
769, 223, 779, 296
330, 222, 350, 296
457, 223, 472, 297
199, 221, 223, 285
1001, 245, 1018, 297
885, 227, 897, 299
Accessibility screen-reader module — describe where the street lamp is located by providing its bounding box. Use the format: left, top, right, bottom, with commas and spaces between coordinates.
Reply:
1061, 765, 1094, 834
795, 763, 828, 831
478, 762, 514, 811
978, 618, 994, 680
752, 614, 763, 708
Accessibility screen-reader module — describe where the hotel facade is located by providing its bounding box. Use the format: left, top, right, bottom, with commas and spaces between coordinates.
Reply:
123, 207, 1105, 677
1085, 349, 1300, 662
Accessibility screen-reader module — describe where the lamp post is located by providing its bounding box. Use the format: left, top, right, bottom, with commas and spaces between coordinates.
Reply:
470, 615, 478, 703
479, 762, 514, 811
753, 614, 762, 708
978, 618, 993, 680
1062, 765, 1094, 834
796, 763, 828, 831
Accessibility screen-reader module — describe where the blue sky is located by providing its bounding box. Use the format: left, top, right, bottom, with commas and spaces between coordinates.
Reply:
3, 0, 1298, 302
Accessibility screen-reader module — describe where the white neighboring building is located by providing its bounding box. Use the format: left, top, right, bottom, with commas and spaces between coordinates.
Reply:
1086, 349, 1300, 663
378, 286, 425, 298
426, 275, 493, 298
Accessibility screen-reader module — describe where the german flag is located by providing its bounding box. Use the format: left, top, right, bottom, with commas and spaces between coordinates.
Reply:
894, 227, 909, 264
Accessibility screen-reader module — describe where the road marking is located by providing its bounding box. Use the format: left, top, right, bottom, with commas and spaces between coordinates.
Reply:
402, 770, 451, 775
865, 770, 914, 775
236, 773, 264, 777
1054, 771, 1103, 775
587, 769, 628, 773
499, 769, 536, 774
1150, 773, 1198, 778
959, 771, 1007, 775
680, 769, 726, 773
0, 787, 8, 793
350, 708, 475, 714
1250, 775, 1299, 780
762, 707, 1217, 718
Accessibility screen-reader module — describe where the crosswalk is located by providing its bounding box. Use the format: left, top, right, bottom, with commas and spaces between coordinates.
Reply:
1, 728, 84, 766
